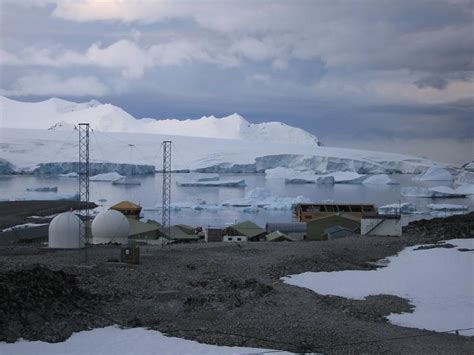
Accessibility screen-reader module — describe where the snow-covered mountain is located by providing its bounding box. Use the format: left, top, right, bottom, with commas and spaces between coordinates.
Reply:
0, 96, 320, 146
0, 96, 446, 175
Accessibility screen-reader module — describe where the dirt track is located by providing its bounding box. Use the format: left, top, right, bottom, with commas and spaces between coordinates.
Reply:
0, 213, 473, 354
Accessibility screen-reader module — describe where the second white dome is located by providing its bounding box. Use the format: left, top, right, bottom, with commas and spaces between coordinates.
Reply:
91, 210, 130, 245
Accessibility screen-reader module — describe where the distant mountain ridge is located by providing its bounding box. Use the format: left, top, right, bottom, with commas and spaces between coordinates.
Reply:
0, 96, 320, 147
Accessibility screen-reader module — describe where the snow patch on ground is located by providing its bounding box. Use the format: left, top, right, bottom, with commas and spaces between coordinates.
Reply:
2, 223, 48, 232
0, 325, 291, 355
26, 186, 58, 192
282, 239, 474, 336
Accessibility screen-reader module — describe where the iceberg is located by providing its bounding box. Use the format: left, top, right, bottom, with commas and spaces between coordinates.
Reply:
265, 167, 335, 184
453, 184, 474, 195
455, 171, 474, 185
26, 186, 58, 192
461, 161, 474, 172
402, 186, 466, 198
363, 174, 399, 185
112, 177, 141, 186
323, 171, 366, 184
222, 187, 310, 210
379, 202, 417, 214
413, 166, 454, 182
90, 172, 124, 182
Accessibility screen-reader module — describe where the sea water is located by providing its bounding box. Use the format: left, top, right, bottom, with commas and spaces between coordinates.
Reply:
0, 174, 471, 227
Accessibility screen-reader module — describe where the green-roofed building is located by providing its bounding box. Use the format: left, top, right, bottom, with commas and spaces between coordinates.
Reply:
223, 220, 266, 241
168, 225, 199, 242
127, 218, 164, 240
266, 230, 293, 242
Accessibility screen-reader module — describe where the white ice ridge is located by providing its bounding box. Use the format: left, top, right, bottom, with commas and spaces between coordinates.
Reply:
0, 96, 320, 146
282, 239, 474, 336
0, 325, 292, 355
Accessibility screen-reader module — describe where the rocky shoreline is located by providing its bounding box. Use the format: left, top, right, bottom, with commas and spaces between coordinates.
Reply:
0, 213, 472, 353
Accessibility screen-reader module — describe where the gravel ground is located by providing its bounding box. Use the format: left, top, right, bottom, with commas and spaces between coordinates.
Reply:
0, 213, 473, 354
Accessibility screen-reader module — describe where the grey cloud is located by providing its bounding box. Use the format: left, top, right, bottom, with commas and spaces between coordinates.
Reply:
414, 77, 449, 90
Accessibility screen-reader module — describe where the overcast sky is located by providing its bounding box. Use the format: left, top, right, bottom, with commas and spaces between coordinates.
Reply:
0, 0, 472, 164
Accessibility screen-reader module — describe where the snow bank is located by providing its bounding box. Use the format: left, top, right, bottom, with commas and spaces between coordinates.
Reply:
414, 166, 454, 182
0, 325, 290, 355
379, 203, 416, 215
90, 172, 124, 182
402, 187, 466, 198
363, 174, 398, 185
282, 239, 474, 336
2, 223, 48, 232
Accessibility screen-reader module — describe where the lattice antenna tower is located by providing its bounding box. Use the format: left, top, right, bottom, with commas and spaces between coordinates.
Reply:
78, 123, 90, 262
162, 141, 172, 238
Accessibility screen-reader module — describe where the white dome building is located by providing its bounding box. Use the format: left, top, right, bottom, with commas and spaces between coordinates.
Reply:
48, 212, 85, 249
91, 210, 130, 245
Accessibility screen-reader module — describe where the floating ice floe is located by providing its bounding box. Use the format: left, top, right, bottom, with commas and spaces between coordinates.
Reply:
14, 192, 80, 201
222, 187, 310, 210
362, 174, 399, 185
90, 172, 124, 182
112, 177, 141, 186
402, 186, 466, 198
282, 239, 474, 336
177, 179, 245, 187
427, 204, 469, 217
322, 171, 366, 184
26, 186, 58, 192
379, 202, 416, 214
427, 203, 468, 211
413, 166, 454, 182
0, 325, 292, 355
59, 172, 78, 178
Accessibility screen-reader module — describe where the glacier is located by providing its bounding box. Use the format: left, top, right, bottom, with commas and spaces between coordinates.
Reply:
0, 96, 448, 176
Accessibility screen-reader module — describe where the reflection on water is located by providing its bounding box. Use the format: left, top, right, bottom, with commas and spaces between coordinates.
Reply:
0, 174, 471, 227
